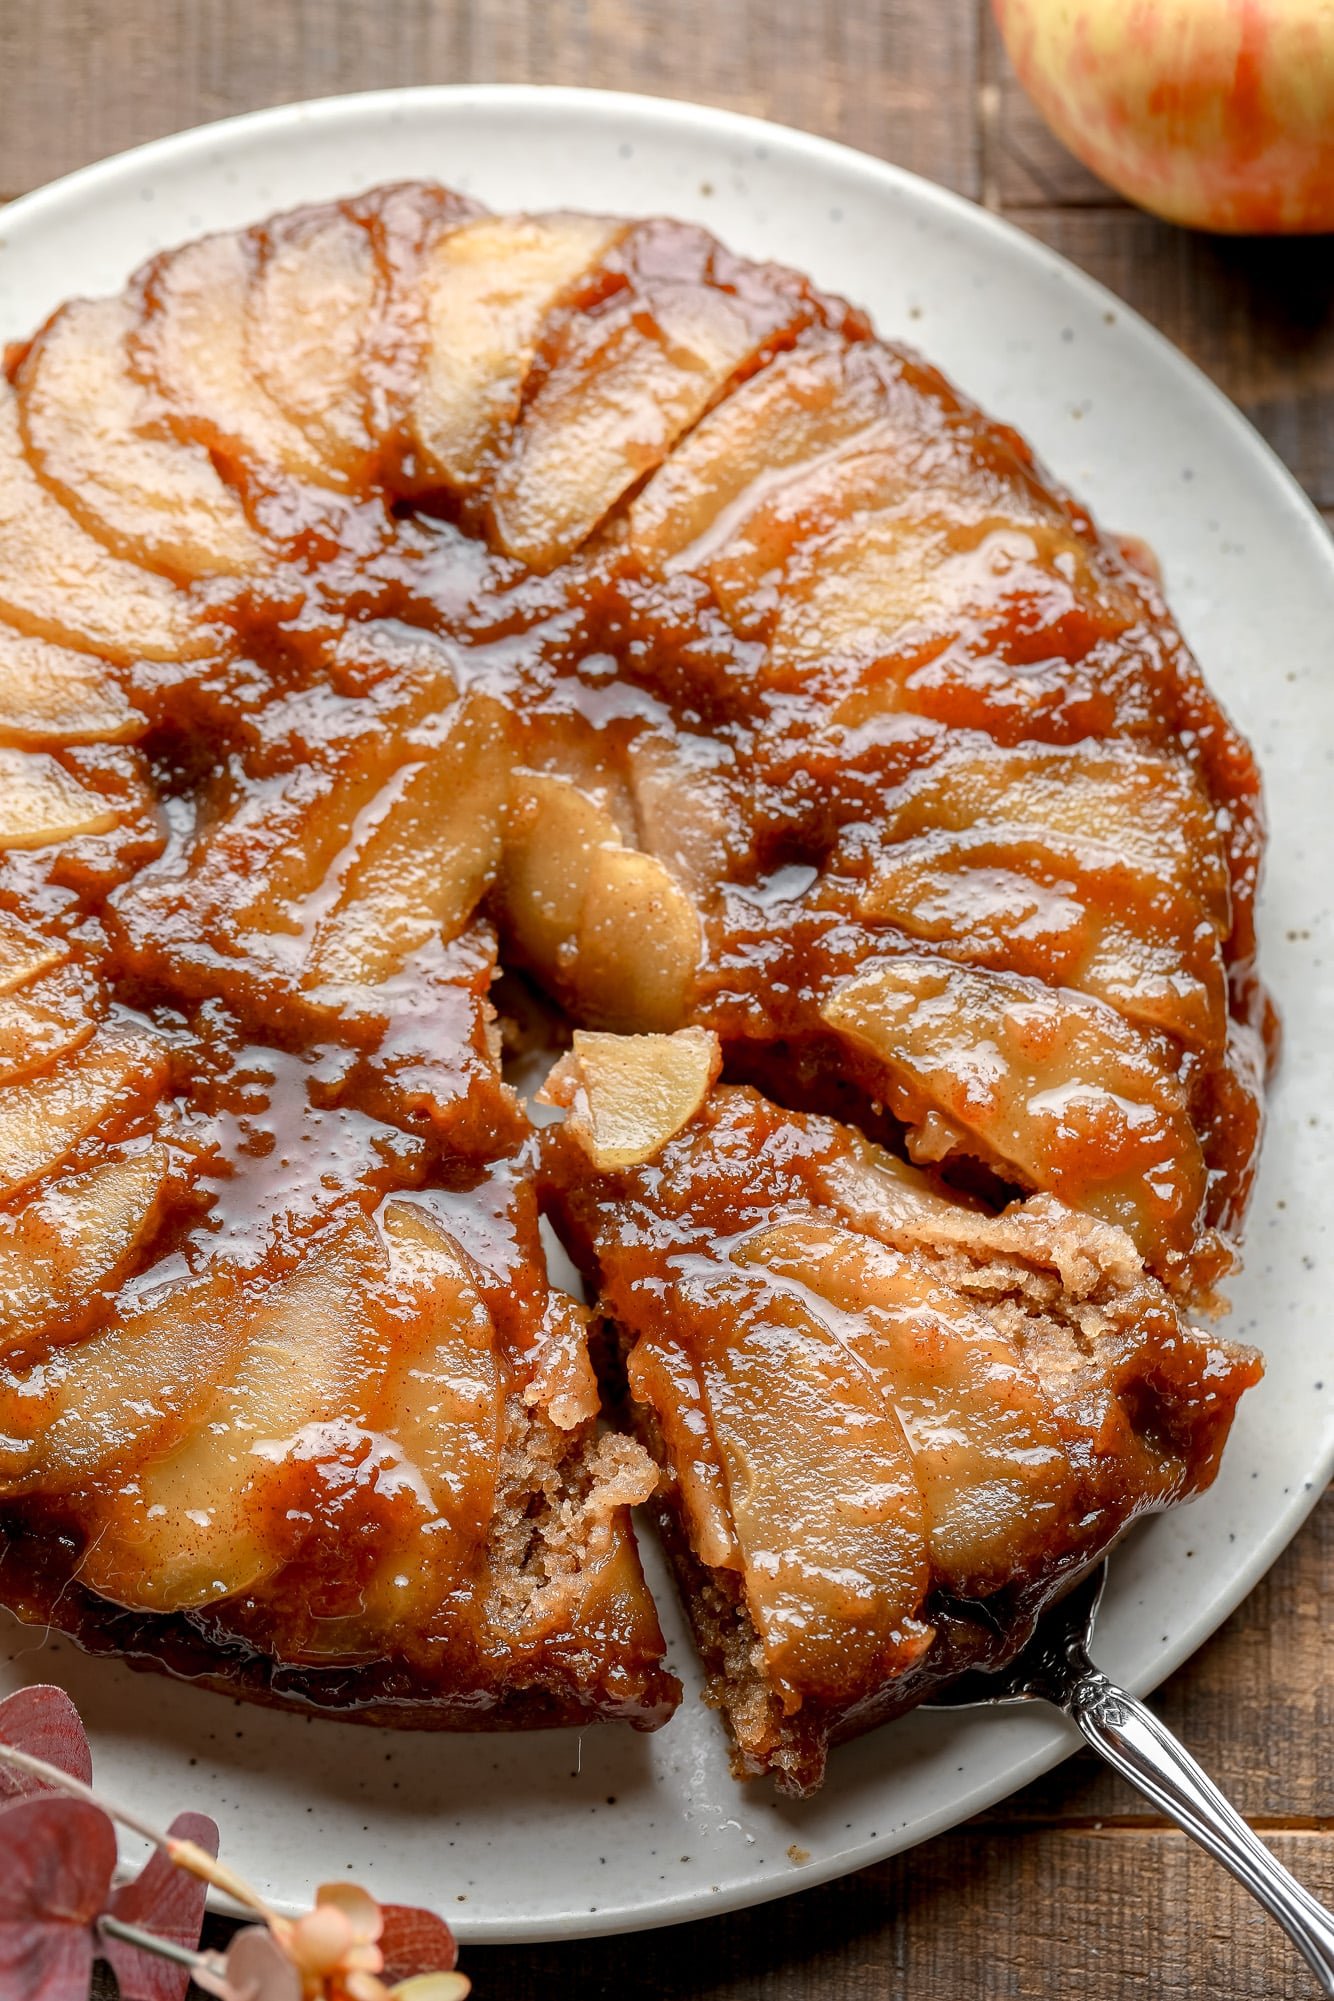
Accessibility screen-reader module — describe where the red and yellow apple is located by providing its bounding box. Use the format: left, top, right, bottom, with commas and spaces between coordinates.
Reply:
991, 0, 1334, 233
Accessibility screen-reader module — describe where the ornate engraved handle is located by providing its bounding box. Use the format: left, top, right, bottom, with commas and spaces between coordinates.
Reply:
1064, 1669, 1334, 1995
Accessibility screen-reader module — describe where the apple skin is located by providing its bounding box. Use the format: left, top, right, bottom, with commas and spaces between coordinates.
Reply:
992, 0, 1334, 233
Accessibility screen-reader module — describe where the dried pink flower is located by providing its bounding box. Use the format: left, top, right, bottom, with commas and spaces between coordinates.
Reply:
211, 1891, 468, 2001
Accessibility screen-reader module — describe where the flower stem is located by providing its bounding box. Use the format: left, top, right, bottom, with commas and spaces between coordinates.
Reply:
97, 1911, 227, 1976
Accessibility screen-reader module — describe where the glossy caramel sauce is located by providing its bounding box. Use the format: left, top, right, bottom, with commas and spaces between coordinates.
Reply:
0, 184, 1266, 1771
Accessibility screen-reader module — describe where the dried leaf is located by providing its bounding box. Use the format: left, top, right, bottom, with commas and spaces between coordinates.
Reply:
0, 1687, 93, 1799
378, 1905, 459, 1981
0, 1924, 91, 2001
104, 1810, 220, 2001
0, 1794, 115, 2001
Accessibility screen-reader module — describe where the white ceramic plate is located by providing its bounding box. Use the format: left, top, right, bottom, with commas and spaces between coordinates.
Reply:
0, 86, 1330, 1945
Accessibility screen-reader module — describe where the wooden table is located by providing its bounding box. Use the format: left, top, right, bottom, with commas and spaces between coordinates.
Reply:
3, 5, 1328, 1996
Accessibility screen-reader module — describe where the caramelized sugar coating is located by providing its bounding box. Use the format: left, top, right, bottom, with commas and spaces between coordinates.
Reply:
0, 183, 1265, 1762
541, 1051, 1259, 1792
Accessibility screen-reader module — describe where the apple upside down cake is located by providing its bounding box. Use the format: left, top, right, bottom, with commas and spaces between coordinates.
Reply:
0, 182, 1267, 1791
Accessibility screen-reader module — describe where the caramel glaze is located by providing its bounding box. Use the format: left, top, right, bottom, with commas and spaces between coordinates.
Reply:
0, 183, 1267, 1750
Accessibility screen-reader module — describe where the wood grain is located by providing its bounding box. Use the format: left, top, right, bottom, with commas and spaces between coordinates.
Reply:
2, 5, 1327, 1998
472, 1829, 1334, 2001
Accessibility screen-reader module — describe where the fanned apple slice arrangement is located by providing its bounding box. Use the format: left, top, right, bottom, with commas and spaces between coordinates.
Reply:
0, 183, 1266, 1791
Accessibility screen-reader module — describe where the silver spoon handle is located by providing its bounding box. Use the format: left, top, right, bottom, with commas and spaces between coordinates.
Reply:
1066, 1669, 1334, 1994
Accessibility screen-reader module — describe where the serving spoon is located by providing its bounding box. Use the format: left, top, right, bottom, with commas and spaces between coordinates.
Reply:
927, 1562, 1334, 1992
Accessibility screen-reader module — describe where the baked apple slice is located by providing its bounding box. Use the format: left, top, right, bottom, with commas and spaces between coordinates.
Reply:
0, 627, 140, 746
736, 1220, 1076, 1594
623, 1333, 738, 1571
245, 203, 380, 483
625, 727, 748, 896
501, 769, 701, 1031
18, 295, 263, 582
197, 749, 425, 959
408, 212, 625, 489
0, 1266, 247, 1494
539, 1026, 722, 1171
488, 222, 817, 569
303, 690, 511, 990
0, 1024, 168, 1201
850, 742, 1230, 1049
821, 956, 1206, 1267
767, 507, 1131, 699
126, 646, 458, 973
626, 339, 911, 569
329, 924, 521, 1156
857, 838, 1225, 1052
80, 1215, 385, 1612
879, 741, 1228, 911
0, 1144, 173, 1359
126, 665, 509, 1016
247, 184, 482, 484
0, 384, 208, 663
701, 444, 917, 634
0, 964, 98, 1088
662, 1264, 934, 1713
499, 768, 619, 973
577, 846, 703, 1033
131, 231, 349, 491
0, 911, 66, 995
0, 749, 122, 849
358, 1199, 505, 1615
809, 1123, 968, 1237
334, 181, 482, 453
763, 504, 947, 690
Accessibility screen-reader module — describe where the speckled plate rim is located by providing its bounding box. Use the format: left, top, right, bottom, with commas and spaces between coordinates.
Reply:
0, 85, 1330, 1943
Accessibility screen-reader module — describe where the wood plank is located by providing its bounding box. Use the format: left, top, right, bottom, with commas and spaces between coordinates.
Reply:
0, 0, 982, 201
468, 1829, 1334, 1999
1009, 206, 1334, 510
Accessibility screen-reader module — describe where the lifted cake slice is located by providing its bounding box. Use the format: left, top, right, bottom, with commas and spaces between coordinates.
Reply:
539, 1032, 1259, 1793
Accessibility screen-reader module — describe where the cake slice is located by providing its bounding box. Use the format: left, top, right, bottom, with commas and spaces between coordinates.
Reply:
539, 1030, 1260, 1793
